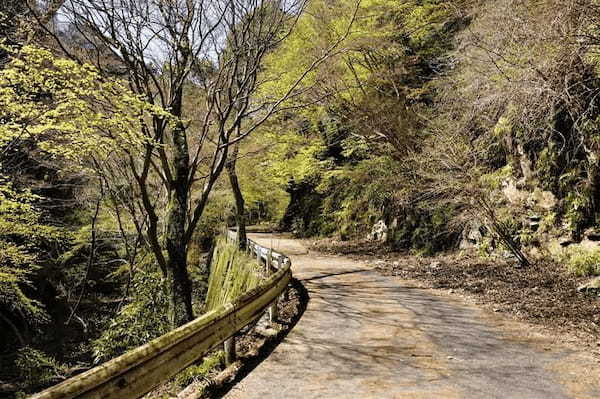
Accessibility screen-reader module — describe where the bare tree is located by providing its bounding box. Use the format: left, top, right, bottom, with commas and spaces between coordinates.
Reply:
31, 0, 358, 326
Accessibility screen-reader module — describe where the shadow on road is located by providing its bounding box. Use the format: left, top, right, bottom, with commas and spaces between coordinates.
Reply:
211, 277, 310, 398
300, 269, 370, 282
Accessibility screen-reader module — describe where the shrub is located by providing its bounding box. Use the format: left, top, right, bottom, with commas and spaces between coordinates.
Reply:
92, 271, 170, 362
565, 247, 600, 277
15, 347, 67, 388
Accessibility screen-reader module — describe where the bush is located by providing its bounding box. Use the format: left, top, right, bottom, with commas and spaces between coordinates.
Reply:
15, 347, 67, 388
92, 271, 170, 362
565, 247, 600, 277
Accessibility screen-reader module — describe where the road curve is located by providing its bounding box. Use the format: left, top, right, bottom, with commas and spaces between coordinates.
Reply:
223, 233, 600, 399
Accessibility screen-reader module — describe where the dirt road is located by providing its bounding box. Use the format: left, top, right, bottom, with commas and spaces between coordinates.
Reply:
223, 234, 600, 398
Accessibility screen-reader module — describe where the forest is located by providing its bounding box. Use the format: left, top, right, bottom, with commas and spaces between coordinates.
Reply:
1, 0, 600, 397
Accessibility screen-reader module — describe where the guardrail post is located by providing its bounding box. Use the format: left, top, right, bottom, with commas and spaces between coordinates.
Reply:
279, 257, 291, 302
224, 336, 236, 366
268, 249, 278, 324
267, 249, 272, 274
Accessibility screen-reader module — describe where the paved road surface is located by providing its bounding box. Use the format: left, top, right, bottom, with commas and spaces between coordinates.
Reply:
224, 234, 600, 398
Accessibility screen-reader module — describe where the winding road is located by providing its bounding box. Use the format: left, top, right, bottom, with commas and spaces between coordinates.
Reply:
224, 234, 600, 398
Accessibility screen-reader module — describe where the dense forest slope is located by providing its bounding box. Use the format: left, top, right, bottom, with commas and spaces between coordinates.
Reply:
1, 0, 599, 397
240, 0, 600, 265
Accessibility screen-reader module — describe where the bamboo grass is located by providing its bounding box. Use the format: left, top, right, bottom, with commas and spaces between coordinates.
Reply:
205, 237, 263, 310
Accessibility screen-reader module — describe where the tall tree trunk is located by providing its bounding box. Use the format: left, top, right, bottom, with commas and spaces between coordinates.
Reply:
165, 89, 194, 327
586, 154, 600, 225
227, 143, 247, 249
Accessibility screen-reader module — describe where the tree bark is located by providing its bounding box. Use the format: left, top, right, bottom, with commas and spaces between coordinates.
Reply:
165, 88, 194, 327
227, 142, 247, 249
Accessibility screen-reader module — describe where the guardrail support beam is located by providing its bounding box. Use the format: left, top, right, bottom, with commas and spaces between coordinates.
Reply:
224, 336, 236, 366
268, 298, 278, 324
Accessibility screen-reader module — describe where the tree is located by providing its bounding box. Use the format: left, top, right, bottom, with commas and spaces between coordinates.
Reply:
30, 0, 358, 326
0, 44, 161, 342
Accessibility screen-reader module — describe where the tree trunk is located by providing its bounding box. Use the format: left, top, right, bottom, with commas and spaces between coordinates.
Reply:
587, 155, 600, 225
227, 143, 247, 249
165, 89, 194, 327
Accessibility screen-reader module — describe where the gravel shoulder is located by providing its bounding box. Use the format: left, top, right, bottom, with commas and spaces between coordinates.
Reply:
223, 234, 600, 399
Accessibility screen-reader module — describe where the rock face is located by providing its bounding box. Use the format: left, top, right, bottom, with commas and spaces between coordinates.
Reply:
501, 178, 557, 211
529, 189, 557, 210
577, 277, 600, 296
369, 220, 388, 242
502, 179, 528, 204
459, 220, 485, 249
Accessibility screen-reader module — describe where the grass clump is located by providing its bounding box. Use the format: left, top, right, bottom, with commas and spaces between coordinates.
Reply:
174, 351, 225, 388
205, 237, 262, 311
565, 247, 600, 277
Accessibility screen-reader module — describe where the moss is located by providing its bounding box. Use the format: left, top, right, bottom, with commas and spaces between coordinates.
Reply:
174, 351, 225, 388
479, 165, 513, 190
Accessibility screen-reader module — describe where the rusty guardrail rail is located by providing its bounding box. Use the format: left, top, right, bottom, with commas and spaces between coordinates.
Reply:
31, 230, 291, 399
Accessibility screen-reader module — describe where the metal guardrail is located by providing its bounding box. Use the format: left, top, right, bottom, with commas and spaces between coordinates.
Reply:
31, 230, 291, 399
226, 229, 290, 271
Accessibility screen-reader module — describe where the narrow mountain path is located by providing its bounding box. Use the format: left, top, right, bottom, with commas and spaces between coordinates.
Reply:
223, 234, 600, 399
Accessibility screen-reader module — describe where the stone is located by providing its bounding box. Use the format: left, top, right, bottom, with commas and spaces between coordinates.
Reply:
558, 237, 575, 247
584, 228, 600, 242
580, 238, 600, 251
459, 220, 485, 249
369, 220, 388, 242
577, 277, 600, 295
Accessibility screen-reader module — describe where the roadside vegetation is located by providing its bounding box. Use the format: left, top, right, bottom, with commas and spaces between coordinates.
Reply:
1, 0, 600, 397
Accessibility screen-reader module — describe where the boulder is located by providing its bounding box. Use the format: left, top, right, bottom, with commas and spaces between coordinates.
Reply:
580, 238, 600, 251
369, 220, 388, 242
459, 220, 485, 249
